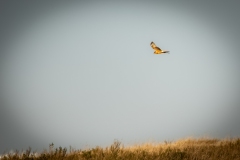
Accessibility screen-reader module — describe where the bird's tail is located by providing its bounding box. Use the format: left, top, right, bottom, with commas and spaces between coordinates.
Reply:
162, 51, 170, 53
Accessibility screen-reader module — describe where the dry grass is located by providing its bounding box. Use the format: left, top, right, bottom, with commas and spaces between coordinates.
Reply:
1, 137, 240, 160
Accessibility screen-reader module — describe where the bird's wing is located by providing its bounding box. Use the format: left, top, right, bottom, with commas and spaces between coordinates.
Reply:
154, 46, 162, 51
150, 42, 162, 50
150, 42, 156, 47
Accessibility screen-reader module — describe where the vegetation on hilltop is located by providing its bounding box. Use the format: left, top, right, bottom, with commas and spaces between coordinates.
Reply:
1, 138, 240, 160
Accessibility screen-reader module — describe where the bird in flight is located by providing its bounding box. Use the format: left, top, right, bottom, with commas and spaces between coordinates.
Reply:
150, 41, 169, 54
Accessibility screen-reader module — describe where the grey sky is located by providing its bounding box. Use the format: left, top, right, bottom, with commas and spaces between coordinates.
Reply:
0, 0, 240, 154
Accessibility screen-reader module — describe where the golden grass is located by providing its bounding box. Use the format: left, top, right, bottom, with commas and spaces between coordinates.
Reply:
1, 137, 240, 160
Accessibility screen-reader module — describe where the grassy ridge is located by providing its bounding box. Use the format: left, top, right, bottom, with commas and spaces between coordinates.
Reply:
1, 138, 240, 160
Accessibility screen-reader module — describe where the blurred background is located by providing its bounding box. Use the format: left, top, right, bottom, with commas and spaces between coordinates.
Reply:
0, 0, 240, 154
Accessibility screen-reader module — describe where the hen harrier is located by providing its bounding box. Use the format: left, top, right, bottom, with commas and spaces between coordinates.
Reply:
150, 41, 169, 54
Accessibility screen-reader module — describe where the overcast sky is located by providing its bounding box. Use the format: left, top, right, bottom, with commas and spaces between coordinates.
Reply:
0, 0, 240, 154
